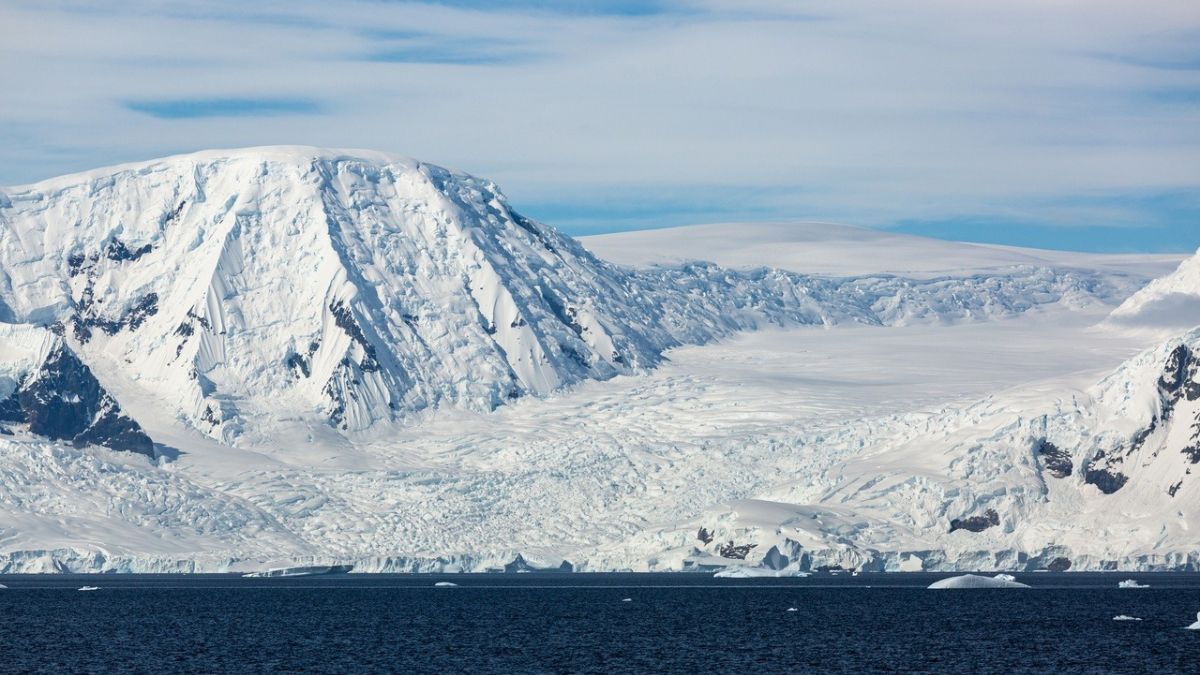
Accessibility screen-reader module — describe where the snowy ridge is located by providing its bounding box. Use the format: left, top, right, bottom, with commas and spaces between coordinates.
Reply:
0, 147, 1142, 443
1108, 248, 1200, 331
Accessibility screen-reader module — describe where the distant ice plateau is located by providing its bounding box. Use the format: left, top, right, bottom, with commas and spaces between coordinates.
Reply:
1, 146, 1198, 574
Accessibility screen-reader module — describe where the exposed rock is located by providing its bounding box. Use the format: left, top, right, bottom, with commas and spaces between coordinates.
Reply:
1085, 465, 1128, 495
329, 301, 378, 372
1159, 344, 1200, 403
1036, 439, 1073, 479
104, 239, 154, 263
1046, 557, 1072, 572
9, 342, 154, 456
500, 554, 573, 573
949, 508, 1000, 533
718, 541, 756, 560
72, 292, 159, 343
696, 527, 714, 544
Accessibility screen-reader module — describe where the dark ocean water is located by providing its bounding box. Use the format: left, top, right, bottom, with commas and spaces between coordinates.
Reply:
1, 572, 1198, 673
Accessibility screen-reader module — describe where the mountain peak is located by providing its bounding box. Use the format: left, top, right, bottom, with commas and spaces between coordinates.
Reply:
0, 149, 1141, 447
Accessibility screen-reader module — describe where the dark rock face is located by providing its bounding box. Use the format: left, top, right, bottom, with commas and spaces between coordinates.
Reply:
500, 554, 573, 573
718, 541, 756, 560
1084, 465, 1128, 495
6, 343, 154, 456
67, 240, 160, 344
697, 527, 714, 544
1036, 439, 1073, 479
1159, 345, 1200, 403
949, 508, 1000, 533
104, 239, 153, 263
1083, 344, 1200, 495
1046, 557, 1072, 572
329, 301, 378, 372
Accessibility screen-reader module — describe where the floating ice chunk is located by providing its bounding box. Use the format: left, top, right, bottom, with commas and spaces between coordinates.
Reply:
713, 565, 811, 579
77, 586, 100, 592
1118, 579, 1148, 589
1113, 615, 1143, 621
434, 582, 458, 587
1187, 613, 1200, 630
621, 598, 633, 602
242, 564, 354, 578
786, 607, 798, 612
927, 574, 1030, 589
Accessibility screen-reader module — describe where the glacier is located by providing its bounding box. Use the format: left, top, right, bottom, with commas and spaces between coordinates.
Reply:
0, 146, 1198, 573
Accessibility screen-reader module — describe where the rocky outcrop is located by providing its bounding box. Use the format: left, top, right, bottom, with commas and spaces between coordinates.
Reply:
1036, 439, 1073, 479
3, 342, 154, 456
1083, 343, 1200, 495
949, 509, 1000, 533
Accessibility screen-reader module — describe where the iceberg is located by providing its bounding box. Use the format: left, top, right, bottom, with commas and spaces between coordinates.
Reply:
434, 582, 458, 587
77, 586, 100, 591
1117, 579, 1148, 589
713, 565, 812, 579
1113, 615, 1142, 621
1187, 613, 1200, 630
242, 564, 353, 578
927, 574, 1030, 589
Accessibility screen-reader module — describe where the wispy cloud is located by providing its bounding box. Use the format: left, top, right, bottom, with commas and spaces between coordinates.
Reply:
357, 30, 541, 65
125, 98, 323, 119
0, 0, 1197, 251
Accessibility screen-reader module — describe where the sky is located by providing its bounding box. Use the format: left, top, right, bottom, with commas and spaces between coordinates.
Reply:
1, 0, 1198, 252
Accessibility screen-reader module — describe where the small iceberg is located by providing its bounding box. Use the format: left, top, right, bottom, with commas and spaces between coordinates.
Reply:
1113, 615, 1143, 622
0, 583, 7, 589
1118, 579, 1149, 589
1187, 612, 1200, 630
242, 564, 354, 578
713, 565, 811, 579
928, 574, 1030, 589
621, 598, 633, 602
77, 586, 100, 592
434, 582, 458, 587
786, 607, 798, 612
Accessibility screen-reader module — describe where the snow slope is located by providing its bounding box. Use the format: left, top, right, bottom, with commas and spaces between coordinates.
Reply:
1108, 248, 1200, 331
0, 147, 1194, 573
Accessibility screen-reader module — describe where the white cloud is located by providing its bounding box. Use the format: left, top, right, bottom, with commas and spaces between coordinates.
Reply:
0, 0, 1197, 236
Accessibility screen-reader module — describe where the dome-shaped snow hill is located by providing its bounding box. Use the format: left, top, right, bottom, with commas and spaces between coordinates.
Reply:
0, 147, 1138, 446
1109, 248, 1200, 329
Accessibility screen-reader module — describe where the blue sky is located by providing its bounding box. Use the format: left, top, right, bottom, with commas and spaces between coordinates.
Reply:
1, 0, 1197, 252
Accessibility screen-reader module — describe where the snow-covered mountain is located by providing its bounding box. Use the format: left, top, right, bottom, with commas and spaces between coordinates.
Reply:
0, 146, 1140, 447
0, 146, 1195, 573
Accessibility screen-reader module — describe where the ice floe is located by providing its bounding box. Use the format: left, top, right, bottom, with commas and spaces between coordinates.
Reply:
927, 574, 1030, 589
713, 565, 811, 579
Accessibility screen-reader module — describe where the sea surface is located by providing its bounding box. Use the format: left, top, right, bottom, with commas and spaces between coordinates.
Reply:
1, 572, 1198, 673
